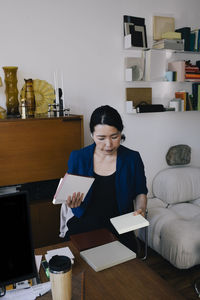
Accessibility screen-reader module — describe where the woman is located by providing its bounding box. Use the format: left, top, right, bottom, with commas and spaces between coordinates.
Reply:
60, 105, 148, 253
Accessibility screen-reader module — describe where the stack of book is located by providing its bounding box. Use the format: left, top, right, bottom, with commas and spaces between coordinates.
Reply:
190, 28, 200, 51
168, 61, 185, 82
175, 27, 200, 51
152, 30, 184, 50
174, 90, 196, 111
153, 38, 184, 50
185, 64, 200, 81
192, 83, 200, 110
175, 91, 188, 111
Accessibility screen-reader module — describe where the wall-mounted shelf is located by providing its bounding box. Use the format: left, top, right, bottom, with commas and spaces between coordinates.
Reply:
123, 37, 200, 112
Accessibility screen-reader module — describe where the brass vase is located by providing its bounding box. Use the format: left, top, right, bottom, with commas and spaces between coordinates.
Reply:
24, 78, 36, 118
3, 66, 19, 116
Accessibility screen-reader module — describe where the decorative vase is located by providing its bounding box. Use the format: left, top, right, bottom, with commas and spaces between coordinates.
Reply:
3, 66, 19, 116
24, 78, 36, 118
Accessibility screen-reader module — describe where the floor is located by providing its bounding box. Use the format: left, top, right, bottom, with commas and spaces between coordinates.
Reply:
142, 245, 200, 300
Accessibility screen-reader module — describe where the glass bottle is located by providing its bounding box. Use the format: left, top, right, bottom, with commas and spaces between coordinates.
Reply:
20, 99, 27, 119
24, 79, 36, 118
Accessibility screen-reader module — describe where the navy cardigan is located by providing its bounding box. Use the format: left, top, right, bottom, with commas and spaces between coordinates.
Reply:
67, 143, 148, 218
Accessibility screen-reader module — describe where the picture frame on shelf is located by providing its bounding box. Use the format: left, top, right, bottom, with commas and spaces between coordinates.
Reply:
130, 24, 147, 48
125, 56, 145, 81
153, 16, 175, 41
124, 22, 134, 36
123, 15, 145, 33
123, 15, 147, 48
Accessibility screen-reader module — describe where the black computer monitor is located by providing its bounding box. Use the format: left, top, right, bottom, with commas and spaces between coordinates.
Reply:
0, 191, 37, 287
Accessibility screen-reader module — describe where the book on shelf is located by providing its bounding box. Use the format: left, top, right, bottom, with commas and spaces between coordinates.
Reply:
187, 95, 194, 111
191, 28, 200, 51
190, 32, 196, 51
161, 31, 181, 40
175, 27, 191, 51
192, 82, 200, 110
152, 39, 184, 50
185, 66, 200, 73
168, 61, 185, 82
185, 73, 200, 79
175, 91, 188, 111
185, 78, 200, 82
198, 85, 200, 110
165, 71, 177, 81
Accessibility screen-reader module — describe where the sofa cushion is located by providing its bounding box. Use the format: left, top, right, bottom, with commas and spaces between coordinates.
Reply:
152, 166, 200, 204
190, 198, 200, 207
169, 202, 200, 220
147, 197, 168, 209
139, 197, 200, 269
160, 216, 200, 269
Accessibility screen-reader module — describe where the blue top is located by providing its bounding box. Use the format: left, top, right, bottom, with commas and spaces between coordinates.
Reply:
67, 143, 148, 218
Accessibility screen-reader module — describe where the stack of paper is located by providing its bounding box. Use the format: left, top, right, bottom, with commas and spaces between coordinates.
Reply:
35, 255, 42, 273
45, 246, 74, 264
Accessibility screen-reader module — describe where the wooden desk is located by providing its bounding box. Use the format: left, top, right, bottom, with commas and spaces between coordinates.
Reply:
35, 242, 185, 300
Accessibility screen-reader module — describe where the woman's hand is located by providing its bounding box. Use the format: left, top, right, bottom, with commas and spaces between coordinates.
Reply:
133, 208, 145, 218
134, 194, 147, 218
66, 192, 84, 208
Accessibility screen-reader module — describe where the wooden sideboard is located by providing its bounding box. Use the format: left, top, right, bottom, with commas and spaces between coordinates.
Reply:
0, 116, 84, 247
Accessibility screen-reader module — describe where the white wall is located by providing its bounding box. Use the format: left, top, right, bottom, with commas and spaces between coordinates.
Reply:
0, 0, 200, 195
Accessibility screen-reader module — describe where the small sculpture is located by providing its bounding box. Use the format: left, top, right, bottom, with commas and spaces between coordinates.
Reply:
166, 144, 191, 166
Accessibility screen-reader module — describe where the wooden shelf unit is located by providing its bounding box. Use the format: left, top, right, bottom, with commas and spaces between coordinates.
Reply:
0, 115, 84, 247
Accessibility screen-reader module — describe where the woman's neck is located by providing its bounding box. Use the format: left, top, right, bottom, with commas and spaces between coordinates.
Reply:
93, 149, 117, 176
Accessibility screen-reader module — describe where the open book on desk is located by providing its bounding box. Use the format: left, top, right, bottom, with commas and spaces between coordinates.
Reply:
110, 212, 149, 234
53, 173, 95, 204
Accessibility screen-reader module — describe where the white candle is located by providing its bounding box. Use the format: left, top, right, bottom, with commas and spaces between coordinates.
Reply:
54, 70, 59, 104
61, 71, 65, 103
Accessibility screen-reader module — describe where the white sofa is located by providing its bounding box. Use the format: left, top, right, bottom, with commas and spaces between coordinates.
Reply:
142, 166, 200, 269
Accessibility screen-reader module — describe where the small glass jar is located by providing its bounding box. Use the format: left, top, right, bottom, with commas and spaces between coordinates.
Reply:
20, 99, 27, 119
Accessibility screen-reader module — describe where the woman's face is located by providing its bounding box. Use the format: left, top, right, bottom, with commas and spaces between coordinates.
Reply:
92, 124, 121, 156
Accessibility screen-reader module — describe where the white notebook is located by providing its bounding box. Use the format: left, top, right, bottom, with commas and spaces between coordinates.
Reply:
80, 241, 136, 272
110, 212, 149, 234
53, 173, 95, 204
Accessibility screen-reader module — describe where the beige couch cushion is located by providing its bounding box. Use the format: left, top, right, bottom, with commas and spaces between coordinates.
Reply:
152, 166, 200, 204
141, 199, 200, 269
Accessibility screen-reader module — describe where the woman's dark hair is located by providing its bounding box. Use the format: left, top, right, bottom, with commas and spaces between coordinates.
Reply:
89, 105, 125, 141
